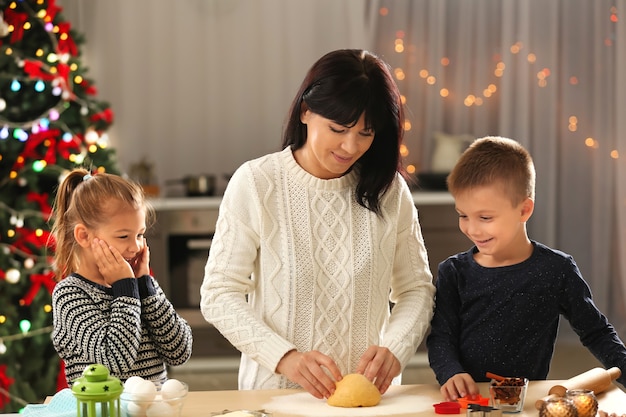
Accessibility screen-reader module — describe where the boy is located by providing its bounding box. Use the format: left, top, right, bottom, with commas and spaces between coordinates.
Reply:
426, 136, 626, 401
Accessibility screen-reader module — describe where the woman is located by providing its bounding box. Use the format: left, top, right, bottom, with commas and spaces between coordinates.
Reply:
200, 49, 434, 399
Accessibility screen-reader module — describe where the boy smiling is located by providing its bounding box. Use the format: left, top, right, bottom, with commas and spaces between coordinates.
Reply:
427, 136, 626, 401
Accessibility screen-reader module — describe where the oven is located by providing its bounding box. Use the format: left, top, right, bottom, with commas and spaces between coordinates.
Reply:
148, 201, 239, 357
168, 233, 212, 309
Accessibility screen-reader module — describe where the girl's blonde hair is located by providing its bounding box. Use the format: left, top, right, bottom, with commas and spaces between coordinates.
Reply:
50, 168, 155, 280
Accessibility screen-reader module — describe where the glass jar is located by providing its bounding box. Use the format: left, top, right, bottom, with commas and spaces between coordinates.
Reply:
539, 397, 578, 417
565, 389, 598, 417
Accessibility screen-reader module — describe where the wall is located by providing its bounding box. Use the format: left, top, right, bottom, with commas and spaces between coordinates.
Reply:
58, 0, 373, 193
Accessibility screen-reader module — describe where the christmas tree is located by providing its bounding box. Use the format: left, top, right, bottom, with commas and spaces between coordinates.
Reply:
0, 0, 118, 412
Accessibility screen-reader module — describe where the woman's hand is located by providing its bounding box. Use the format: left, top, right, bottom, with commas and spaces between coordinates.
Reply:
276, 350, 342, 399
92, 238, 134, 284
130, 238, 150, 277
355, 345, 400, 394
440, 372, 479, 401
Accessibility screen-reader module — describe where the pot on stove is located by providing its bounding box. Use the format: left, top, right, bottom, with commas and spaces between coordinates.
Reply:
166, 174, 216, 197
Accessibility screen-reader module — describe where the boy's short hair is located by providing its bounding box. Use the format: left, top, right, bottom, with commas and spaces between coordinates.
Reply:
447, 136, 536, 206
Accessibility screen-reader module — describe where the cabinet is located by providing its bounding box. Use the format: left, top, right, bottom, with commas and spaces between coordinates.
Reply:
416, 202, 469, 279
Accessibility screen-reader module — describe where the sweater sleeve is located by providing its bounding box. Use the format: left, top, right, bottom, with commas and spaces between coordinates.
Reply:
51, 277, 144, 377
199, 164, 296, 372
426, 259, 467, 385
138, 275, 193, 366
380, 178, 436, 368
559, 259, 626, 387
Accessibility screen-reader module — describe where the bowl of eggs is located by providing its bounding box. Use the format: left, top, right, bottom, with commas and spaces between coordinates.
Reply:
120, 376, 188, 417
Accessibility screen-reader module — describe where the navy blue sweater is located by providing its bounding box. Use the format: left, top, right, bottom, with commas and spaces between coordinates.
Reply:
427, 241, 626, 387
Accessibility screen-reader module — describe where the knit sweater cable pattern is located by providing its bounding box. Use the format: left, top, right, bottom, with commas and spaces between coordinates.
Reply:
52, 273, 193, 385
200, 147, 435, 390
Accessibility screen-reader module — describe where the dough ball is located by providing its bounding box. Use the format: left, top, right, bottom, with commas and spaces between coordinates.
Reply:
327, 373, 381, 408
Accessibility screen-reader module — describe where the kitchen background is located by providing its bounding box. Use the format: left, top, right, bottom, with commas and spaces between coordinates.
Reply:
2, 1, 625, 413
55, 0, 625, 390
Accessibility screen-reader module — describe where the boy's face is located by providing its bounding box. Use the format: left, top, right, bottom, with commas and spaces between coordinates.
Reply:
454, 184, 534, 266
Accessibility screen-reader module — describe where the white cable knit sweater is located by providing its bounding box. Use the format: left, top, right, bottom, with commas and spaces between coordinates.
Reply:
200, 147, 435, 390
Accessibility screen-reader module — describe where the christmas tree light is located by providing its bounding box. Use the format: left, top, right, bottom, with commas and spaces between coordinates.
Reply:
0, 0, 119, 412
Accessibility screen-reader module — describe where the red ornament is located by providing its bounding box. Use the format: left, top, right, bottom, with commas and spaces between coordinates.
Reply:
26, 192, 52, 216
55, 22, 78, 56
56, 134, 82, 159
10, 128, 62, 172
56, 361, 68, 391
81, 79, 98, 95
21, 271, 56, 306
45, 0, 63, 22
12, 227, 52, 256
22, 60, 75, 99
0, 364, 15, 409
2, 8, 28, 43
90, 108, 114, 124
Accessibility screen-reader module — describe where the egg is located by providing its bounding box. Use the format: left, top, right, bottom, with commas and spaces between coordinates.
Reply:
125, 401, 148, 417
146, 401, 175, 417
160, 379, 187, 400
124, 376, 145, 394
131, 379, 157, 402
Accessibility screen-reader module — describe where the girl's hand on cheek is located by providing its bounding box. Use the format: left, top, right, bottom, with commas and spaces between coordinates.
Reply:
92, 238, 134, 283
132, 238, 150, 277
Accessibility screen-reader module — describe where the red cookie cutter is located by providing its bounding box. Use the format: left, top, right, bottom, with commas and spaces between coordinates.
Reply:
433, 401, 462, 414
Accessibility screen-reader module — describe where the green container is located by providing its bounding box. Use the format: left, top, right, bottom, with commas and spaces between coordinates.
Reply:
71, 364, 124, 417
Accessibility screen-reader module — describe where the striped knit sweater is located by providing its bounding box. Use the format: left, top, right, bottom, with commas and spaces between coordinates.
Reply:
52, 273, 193, 385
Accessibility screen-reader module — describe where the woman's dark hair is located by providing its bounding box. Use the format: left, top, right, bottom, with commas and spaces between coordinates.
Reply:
282, 49, 406, 214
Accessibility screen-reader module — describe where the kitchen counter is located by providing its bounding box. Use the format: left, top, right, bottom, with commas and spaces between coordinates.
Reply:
160, 381, 624, 416
10, 380, 624, 417
148, 191, 454, 211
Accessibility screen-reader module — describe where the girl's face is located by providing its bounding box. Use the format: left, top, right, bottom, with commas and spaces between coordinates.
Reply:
454, 184, 533, 267
295, 110, 374, 179
92, 204, 147, 264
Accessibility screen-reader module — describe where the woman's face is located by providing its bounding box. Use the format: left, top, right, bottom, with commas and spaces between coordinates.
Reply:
295, 110, 374, 179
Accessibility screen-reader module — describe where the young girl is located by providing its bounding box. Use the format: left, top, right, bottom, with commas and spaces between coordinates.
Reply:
50, 168, 193, 386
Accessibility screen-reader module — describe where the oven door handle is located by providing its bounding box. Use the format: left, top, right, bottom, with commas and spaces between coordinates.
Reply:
186, 238, 213, 250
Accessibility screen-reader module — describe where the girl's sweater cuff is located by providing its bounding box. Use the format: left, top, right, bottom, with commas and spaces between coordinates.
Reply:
112, 278, 139, 299
137, 274, 157, 298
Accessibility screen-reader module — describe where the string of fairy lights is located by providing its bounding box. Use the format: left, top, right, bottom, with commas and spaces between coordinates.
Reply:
0, 1, 113, 190
384, 5, 621, 175
0, 0, 110, 366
